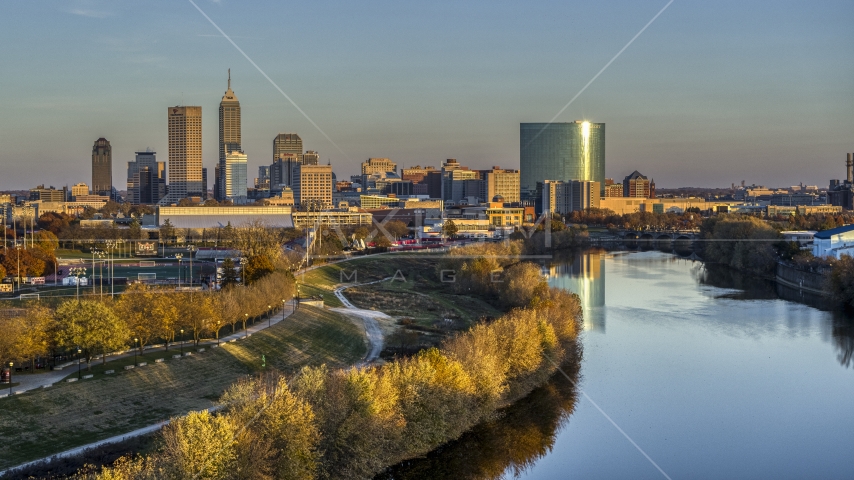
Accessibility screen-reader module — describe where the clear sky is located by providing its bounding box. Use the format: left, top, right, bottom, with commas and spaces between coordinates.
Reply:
0, 0, 852, 190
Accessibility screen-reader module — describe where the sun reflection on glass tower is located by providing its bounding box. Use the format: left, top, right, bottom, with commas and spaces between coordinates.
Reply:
520, 121, 605, 200
545, 250, 606, 332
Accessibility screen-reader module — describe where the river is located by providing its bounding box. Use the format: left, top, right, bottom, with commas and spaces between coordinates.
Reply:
380, 249, 854, 479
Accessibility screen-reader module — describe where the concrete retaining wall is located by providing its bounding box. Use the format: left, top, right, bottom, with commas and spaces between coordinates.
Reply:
776, 262, 829, 296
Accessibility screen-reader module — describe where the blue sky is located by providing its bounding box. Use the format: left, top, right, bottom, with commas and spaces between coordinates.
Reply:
0, 0, 851, 190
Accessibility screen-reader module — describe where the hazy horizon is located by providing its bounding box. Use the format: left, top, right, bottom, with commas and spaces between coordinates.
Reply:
1, 0, 852, 191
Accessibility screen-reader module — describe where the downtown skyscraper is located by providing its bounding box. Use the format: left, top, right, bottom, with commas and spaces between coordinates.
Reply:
216, 69, 241, 201
91, 137, 112, 198
159, 106, 203, 204
520, 121, 605, 200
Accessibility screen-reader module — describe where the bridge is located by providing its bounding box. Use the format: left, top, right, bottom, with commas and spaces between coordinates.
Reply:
618, 229, 700, 241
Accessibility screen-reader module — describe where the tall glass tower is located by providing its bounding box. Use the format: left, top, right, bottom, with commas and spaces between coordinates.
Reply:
520, 121, 605, 199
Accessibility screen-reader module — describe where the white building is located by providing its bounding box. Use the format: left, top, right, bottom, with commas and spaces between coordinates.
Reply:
812, 225, 854, 259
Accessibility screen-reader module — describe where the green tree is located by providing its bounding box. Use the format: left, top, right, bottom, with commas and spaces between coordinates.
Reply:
221, 258, 239, 288
128, 220, 145, 240
828, 255, 854, 307
160, 219, 175, 246
54, 299, 129, 367
385, 220, 410, 240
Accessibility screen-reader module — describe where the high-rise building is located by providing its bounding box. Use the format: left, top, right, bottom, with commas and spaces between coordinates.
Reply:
217, 70, 241, 201
256, 165, 271, 189
270, 153, 300, 189
160, 106, 203, 205
520, 121, 605, 199
302, 150, 320, 165
481, 167, 521, 204
127, 150, 166, 205
223, 151, 248, 204
441, 159, 477, 202
29, 185, 68, 202
292, 164, 333, 210
623, 171, 654, 198
401, 165, 438, 184
273, 133, 303, 161
541, 180, 601, 216
361, 157, 397, 175
92, 138, 112, 198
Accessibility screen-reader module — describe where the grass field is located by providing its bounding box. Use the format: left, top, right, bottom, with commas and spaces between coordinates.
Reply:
302, 255, 504, 329
0, 306, 366, 471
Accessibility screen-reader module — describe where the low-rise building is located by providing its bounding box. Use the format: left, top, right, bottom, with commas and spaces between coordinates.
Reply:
813, 224, 854, 259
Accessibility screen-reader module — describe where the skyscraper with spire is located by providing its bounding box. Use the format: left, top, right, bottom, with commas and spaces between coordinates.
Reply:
217, 69, 241, 201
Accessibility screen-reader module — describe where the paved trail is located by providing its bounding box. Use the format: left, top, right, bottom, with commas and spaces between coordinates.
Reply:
331, 278, 393, 364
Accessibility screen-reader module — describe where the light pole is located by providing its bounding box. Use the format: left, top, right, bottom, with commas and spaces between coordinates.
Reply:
216, 321, 221, 345
268, 304, 272, 328
180, 329, 184, 355
70, 267, 87, 301
175, 254, 183, 288
297, 285, 300, 310
8, 362, 12, 395
188, 245, 196, 288
95, 250, 106, 296
244, 314, 249, 338
134, 338, 139, 366
282, 299, 286, 322
239, 257, 247, 286
77, 347, 82, 380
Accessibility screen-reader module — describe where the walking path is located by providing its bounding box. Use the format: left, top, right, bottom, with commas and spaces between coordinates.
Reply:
3, 301, 298, 396
330, 278, 393, 364
1, 255, 405, 476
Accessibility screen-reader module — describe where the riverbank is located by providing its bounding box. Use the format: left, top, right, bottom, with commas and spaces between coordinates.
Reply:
67, 247, 584, 479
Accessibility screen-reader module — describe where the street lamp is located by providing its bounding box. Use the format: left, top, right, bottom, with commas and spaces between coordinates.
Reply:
175, 254, 183, 288
216, 321, 221, 346
239, 257, 247, 285
180, 329, 185, 355
8, 362, 12, 396
282, 299, 286, 322
268, 304, 272, 328
297, 285, 301, 310
134, 338, 139, 366
77, 347, 82, 380
188, 245, 196, 288
244, 314, 249, 338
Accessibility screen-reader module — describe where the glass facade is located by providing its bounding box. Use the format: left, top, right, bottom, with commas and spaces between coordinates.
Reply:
520, 121, 605, 199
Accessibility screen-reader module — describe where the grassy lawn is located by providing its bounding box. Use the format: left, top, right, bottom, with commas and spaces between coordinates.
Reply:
302, 254, 504, 330
0, 306, 365, 471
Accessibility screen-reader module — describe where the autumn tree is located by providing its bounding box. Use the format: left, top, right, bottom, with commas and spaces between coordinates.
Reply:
244, 255, 275, 285
13, 304, 55, 371
161, 409, 237, 479
231, 219, 286, 261
443, 219, 458, 239
54, 299, 129, 367
115, 284, 162, 352
384, 220, 410, 240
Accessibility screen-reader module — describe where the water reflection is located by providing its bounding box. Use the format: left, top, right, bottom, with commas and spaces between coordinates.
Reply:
544, 249, 606, 332
376, 351, 581, 480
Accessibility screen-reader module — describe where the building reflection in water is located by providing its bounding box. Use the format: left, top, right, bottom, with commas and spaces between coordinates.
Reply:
544, 249, 606, 332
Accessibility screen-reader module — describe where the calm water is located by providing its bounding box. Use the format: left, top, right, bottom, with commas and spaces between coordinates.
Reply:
382, 250, 854, 480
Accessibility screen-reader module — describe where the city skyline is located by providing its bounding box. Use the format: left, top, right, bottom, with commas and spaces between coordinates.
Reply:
0, 0, 851, 190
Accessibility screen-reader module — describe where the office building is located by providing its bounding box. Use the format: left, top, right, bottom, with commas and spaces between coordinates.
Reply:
481, 167, 521, 203
271, 153, 299, 189
542, 180, 601, 216
29, 185, 67, 202
302, 150, 320, 165
71, 183, 89, 199
223, 151, 248, 204
160, 106, 203, 204
273, 133, 303, 160
292, 164, 333, 210
92, 137, 112, 198
402, 165, 438, 184
217, 70, 241, 201
623, 170, 655, 198
127, 150, 166, 205
362, 157, 397, 175
441, 159, 477, 202
604, 178, 623, 197
520, 121, 605, 199
256, 165, 271, 189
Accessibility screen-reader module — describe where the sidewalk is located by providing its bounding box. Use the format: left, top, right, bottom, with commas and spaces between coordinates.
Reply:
3, 300, 298, 396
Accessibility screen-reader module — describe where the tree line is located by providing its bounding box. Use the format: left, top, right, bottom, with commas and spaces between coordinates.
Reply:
0, 271, 295, 373
69, 245, 583, 480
